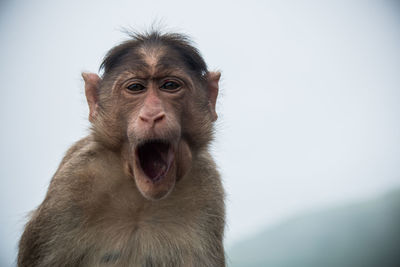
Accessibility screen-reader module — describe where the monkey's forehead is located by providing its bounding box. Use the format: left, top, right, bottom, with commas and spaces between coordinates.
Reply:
103, 46, 205, 78
123, 59, 190, 77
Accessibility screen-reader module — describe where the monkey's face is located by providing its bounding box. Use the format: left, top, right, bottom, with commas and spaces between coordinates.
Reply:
84, 46, 220, 201
116, 68, 193, 200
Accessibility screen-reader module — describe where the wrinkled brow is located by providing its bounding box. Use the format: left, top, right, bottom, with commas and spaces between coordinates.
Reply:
130, 60, 190, 78
155, 55, 187, 72
113, 50, 195, 79
123, 59, 151, 74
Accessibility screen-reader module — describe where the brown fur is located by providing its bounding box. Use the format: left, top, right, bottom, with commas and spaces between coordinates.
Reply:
18, 31, 225, 267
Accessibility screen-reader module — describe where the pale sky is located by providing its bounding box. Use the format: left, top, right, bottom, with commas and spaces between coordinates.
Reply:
1, 0, 400, 265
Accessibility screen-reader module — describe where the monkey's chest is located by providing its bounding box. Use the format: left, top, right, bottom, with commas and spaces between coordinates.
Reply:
84, 208, 206, 267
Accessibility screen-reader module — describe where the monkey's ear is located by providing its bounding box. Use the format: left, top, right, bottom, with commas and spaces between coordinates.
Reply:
82, 72, 101, 123
207, 71, 221, 122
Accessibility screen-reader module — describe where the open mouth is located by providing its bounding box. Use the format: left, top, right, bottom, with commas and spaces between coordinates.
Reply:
136, 140, 174, 182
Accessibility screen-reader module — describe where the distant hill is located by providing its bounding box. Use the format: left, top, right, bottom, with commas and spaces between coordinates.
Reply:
228, 190, 400, 267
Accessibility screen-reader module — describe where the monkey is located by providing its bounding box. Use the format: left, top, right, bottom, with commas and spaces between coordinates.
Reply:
18, 31, 225, 267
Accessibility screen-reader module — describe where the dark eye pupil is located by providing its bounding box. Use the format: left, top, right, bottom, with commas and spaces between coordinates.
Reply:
127, 84, 145, 91
161, 81, 179, 90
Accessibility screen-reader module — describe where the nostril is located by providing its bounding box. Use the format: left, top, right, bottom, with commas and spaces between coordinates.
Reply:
154, 113, 165, 123
139, 115, 149, 122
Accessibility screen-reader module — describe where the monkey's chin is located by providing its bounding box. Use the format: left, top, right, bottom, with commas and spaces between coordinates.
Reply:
134, 165, 177, 200
132, 140, 177, 200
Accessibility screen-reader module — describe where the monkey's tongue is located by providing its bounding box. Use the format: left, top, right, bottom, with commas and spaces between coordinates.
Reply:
137, 141, 173, 182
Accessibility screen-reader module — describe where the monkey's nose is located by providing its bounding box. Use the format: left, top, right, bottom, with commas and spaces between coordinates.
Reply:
139, 112, 166, 126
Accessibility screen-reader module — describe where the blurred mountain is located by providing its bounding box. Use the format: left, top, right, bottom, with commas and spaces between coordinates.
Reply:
228, 190, 400, 267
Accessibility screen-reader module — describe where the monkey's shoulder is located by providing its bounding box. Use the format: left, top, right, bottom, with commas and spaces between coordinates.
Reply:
51, 135, 120, 179
54, 135, 110, 173
44, 136, 129, 210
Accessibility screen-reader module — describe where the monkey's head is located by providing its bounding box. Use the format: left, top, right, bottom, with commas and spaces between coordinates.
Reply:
82, 32, 220, 200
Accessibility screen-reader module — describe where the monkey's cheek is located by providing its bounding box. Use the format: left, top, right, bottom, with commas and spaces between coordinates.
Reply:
133, 163, 177, 201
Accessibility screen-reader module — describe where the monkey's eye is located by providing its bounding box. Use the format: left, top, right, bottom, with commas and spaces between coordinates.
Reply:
160, 81, 180, 91
127, 83, 146, 92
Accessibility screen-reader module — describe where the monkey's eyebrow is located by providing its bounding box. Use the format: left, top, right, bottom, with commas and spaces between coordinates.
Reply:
152, 69, 188, 79
122, 67, 188, 81
117, 68, 152, 79
153, 65, 191, 81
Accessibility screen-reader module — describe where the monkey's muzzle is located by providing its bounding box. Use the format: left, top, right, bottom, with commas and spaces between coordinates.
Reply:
136, 140, 175, 182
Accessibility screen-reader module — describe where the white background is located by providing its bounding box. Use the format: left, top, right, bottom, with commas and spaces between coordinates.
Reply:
1, 0, 399, 265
